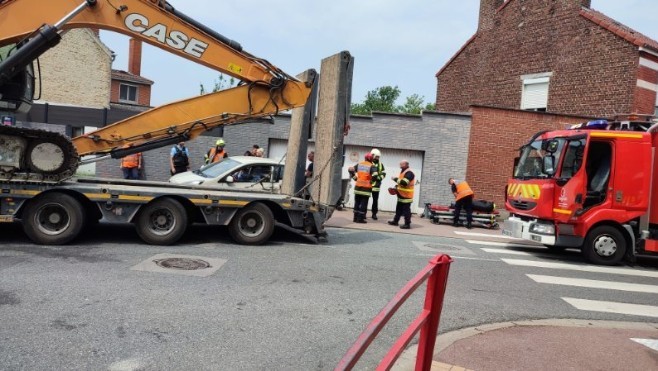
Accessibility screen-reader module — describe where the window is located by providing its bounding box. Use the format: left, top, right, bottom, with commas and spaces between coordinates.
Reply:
521, 73, 551, 111
71, 126, 84, 138
119, 83, 138, 103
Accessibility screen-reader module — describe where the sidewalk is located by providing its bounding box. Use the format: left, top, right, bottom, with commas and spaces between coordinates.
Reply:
324, 208, 505, 241
325, 209, 658, 371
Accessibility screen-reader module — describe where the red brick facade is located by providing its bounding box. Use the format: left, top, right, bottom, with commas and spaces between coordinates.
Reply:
436, 0, 658, 117
467, 106, 592, 206
110, 77, 152, 106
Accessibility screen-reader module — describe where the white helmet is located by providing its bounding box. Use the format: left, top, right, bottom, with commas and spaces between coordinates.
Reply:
370, 148, 381, 157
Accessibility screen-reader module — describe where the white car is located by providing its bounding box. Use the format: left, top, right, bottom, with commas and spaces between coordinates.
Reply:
169, 156, 284, 192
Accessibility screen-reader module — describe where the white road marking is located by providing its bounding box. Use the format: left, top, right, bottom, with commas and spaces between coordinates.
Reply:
466, 240, 541, 248
528, 274, 658, 294
502, 259, 658, 278
481, 248, 532, 256
453, 231, 520, 240
631, 338, 658, 351
562, 298, 658, 318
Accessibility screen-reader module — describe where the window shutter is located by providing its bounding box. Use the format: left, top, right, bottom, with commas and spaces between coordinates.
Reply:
521, 77, 549, 110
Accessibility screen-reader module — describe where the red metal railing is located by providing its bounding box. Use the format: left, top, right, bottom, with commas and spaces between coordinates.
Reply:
335, 254, 453, 371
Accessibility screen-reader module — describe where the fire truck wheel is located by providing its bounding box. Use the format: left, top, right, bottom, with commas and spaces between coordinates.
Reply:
22, 193, 85, 245
228, 203, 275, 245
135, 198, 188, 245
582, 225, 627, 265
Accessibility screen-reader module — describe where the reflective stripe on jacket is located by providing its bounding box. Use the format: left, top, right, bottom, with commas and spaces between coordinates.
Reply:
353, 160, 374, 196
371, 161, 386, 192
121, 153, 141, 168
205, 147, 227, 164
454, 180, 474, 201
397, 168, 415, 203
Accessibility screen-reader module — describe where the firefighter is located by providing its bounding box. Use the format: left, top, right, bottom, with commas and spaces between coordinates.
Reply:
204, 138, 228, 164
387, 160, 415, 229
348, 153, 377, 223
119, 146, 142, 180
369, 148, 386, 220
449, 178, 474, 229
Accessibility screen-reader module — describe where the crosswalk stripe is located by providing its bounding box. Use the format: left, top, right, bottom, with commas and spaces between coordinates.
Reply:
466, 240, 540, 249
631, 338, 658, 351
528, 274, 658, 293
481, 248, 532, 256
454, 231, 520, 240
562, 298, 658, 318
502, 258, 658, 278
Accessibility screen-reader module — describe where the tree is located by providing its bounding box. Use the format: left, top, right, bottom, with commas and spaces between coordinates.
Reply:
200, 74, 236, 95
351, 86, 435, 115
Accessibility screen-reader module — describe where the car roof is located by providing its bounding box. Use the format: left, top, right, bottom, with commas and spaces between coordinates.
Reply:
230, 156, 284, 165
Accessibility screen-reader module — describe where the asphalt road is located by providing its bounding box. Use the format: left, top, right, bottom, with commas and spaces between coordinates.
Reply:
1, 222, 657, 370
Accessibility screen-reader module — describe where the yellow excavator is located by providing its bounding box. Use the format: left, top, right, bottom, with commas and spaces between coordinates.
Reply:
0, 0, 312, 182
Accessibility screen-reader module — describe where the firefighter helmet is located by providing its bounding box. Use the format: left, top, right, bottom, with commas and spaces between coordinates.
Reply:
370, 148, 381, 157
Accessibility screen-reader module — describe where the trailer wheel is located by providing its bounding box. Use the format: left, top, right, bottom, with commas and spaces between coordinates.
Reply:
22, 193, 85, 245
228, 203, 275, 245
582, 225, 626, 265
135, 198, 188, 245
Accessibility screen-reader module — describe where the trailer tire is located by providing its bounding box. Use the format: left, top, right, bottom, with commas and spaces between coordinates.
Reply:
228, 203, 275, 245
22, 193, 85, 245
582, 225, 626, 265
135, 198, 188, 245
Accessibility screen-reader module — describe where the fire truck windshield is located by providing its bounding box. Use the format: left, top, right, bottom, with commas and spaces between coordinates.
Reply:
514, 138, 566, 179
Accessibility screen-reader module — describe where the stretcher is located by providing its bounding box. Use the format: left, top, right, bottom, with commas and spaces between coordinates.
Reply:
421, 203, 500, 229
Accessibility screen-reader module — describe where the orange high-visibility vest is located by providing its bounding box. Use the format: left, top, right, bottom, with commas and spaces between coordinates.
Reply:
121, 153, 141, 168
397, 168, 415, 201
454, 181, 474, 201
354, 160, 374, 190
207, 147, 227, 164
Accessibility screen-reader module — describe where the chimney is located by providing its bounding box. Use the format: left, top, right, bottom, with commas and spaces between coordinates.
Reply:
478, 0, 506, 32
128, 38, 142, 76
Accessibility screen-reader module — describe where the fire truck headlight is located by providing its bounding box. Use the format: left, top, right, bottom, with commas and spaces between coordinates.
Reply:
530, 223, 555, 235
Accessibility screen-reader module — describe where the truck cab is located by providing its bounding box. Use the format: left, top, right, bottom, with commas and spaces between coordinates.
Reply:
503, 117, 658, 265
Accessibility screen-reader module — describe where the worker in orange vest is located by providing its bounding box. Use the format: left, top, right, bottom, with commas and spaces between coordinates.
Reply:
348, 153, 378, 223
120, 149, 142, 180
387, 160, 415, 229
449, 178, 474, 229
205, 138, 228, 164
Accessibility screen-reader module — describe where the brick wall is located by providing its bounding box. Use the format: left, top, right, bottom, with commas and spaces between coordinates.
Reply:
467, 106, 592, 206
35, 29, 111, 109
437, 0, 641, 117
110, 80, 151, 107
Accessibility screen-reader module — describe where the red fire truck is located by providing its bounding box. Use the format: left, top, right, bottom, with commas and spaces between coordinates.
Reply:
503, 115, 658, 265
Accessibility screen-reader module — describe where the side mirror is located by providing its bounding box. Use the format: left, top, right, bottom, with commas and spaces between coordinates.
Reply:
225, 175, 234, 183
543, 156, 556, 175
546, 139, 560, 154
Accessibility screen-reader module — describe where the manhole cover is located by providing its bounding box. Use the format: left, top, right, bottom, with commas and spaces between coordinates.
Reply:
153, 258, 211, 270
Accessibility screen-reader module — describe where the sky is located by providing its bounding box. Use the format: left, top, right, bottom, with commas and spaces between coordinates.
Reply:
100, 0, 658, 108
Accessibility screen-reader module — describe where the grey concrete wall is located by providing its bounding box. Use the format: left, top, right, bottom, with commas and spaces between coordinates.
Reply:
17, 111, 471, 206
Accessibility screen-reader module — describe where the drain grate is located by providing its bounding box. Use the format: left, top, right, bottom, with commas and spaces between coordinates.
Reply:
423, 244, 458, 250
153, 258, 211, 270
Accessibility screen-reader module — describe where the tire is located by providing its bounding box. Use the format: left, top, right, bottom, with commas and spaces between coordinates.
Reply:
135, 198, 188, 245
582, 225, 627, 265
228, 203, 275, 245
22, 193, 85, 245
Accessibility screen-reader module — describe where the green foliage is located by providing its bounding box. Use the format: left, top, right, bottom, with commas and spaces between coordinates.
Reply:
200, 74, 236, 95
350, 86, 435, 115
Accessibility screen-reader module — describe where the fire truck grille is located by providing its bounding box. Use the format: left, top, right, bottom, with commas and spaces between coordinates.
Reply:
509, 200, 537, 210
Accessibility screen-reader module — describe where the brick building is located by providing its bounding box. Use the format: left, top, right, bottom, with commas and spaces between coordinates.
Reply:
436, 0, 658, 117
434, 0, 658, 206
110, 39, 153, 109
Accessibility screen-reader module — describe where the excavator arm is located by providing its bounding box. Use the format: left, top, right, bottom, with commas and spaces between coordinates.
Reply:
0, 0, 312, 181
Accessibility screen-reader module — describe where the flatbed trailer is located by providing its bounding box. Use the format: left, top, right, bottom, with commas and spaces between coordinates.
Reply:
0, 177, 328, 246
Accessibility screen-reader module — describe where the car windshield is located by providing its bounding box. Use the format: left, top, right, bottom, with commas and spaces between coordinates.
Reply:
198, 158, 242, 178
514, 138, 565, 179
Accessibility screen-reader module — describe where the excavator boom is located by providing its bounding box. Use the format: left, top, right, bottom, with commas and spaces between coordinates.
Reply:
0, 0, 312, 181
